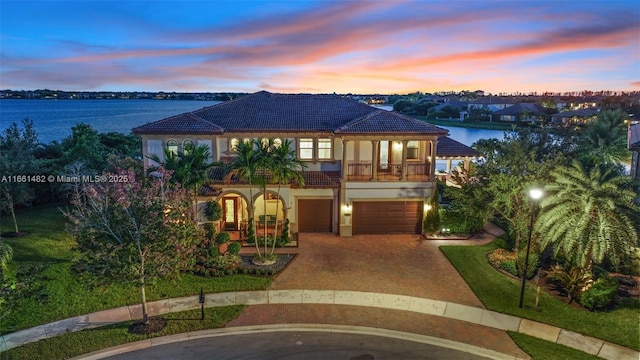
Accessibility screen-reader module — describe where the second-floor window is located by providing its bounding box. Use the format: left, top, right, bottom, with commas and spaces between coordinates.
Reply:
317, 138, 332, 160
183, 139, 194, 154
167, 140, 178, 155
229, 138, 240, 151
299, 138, 314, 160
407, 141, 419, 160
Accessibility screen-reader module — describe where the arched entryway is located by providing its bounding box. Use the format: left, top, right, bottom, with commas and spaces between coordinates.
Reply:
254, 191, 286, 237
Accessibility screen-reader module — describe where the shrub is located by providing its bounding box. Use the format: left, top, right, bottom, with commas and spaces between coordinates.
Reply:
280, 218, 290, 244
500, 260, 518, 276
201, 223, 215, 242
215, 232, 230, 245
204, 201, 222, 221
245, 219, 255, 243
580, 277, 619, 311
517, 251, 539, 279
548, 265, 593, 304
227, 241, 241, 255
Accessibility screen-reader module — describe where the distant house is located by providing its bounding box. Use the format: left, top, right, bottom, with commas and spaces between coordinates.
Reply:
629, 123, 640, 180
492, 103, 546, 122
550, 108, 599, 126
132, 91, 479, 237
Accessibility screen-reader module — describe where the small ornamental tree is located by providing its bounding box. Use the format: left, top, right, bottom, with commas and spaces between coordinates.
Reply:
65, 169, 201, 325
423, 187, 440, 235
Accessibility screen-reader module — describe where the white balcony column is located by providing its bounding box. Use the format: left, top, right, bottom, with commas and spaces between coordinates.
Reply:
341, 139, 349, 182
371, 140, 379, 181
401, 140, 408, 180
429, 139, 438, 181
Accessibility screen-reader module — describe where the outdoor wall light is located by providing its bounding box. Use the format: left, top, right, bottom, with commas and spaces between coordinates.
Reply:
393, 141, 403, 150
343, 204, 352, 216
424, 204, 432, 212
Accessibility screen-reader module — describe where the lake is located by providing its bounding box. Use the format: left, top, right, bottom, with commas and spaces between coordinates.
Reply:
0, 99, 222, 144
0, 99, 505, 146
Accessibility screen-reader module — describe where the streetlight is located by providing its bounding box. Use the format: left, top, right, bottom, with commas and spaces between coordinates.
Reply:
519, 187, 543, 308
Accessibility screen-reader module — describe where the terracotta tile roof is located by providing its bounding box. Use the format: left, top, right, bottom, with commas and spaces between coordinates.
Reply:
132, 91, 447, 135
436, 136, 482, 159
298, 171, 340, 188
132, 113, 224, 135
335, 110, 448, 135
492, 103, 545, 115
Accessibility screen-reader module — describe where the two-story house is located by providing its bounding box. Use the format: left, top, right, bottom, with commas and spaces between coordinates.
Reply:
132, 91, 477, 237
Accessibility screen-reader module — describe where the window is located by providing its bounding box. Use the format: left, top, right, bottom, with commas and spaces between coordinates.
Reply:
183, 139, 194, 154
229, 138, 239, 151
166, 140, 178, 155
317, 138, 332, 160
407, 141, 419, 160
299, 138, 313, 160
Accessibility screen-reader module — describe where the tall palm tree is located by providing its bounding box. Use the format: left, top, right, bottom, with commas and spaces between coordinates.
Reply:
535, 161, 639, 271
270, 139, 306, 254
254, 139, 275, 257
577, 110, 630, 166
226, 140, 262, 257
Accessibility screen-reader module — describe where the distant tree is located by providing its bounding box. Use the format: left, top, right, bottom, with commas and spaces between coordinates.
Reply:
65, 169, 201, 325
536, 161, 639, 271
60, 123, 108, 172
0, 119, 41, 234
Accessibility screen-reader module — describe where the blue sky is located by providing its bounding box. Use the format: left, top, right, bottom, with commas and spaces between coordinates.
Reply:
1, 0, 638, 94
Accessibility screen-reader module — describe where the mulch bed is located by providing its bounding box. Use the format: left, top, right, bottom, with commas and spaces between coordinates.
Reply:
239, 254, 295, 275
128, 317, 167, 334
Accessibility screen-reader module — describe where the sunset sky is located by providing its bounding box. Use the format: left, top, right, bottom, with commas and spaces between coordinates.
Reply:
1, 0, 639, 94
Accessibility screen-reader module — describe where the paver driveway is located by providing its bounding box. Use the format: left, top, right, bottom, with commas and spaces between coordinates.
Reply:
271, 233, 484, 308
229, 233, 529, 358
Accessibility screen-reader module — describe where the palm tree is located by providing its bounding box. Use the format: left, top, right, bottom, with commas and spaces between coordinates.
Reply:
254, 139, 275, 257
535, 161, 639, 271
577, 110, 630, 166
270, 139, 306, 254
149, 143, 217, 217
226, 140, 262, 258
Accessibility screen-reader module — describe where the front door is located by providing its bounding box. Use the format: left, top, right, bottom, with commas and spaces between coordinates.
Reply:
223, 197, 238, 231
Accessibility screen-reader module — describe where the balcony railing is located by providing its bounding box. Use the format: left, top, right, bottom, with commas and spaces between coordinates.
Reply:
347, 162, 431, 181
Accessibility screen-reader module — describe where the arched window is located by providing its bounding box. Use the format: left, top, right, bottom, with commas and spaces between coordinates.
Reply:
166, 140, 178, 155
229, 138, 239, 151
183, 139, 194, 154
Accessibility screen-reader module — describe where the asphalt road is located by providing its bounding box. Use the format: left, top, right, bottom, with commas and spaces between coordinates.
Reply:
105, 331, 492, 360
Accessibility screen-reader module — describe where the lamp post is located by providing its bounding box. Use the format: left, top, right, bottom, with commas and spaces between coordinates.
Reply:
519, 188, 543, 309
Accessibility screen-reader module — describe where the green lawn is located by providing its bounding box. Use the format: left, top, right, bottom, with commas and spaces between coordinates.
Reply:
508, 332, 602, 360
0, 205, 272, 334
440, 242, 640, 350
0, 305, 245, 360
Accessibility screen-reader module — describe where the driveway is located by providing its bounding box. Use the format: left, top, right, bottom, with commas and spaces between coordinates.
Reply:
270, 233, 484, 308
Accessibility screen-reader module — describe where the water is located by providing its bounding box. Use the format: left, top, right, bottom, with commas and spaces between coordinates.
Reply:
0, 99, 221, 144
0, 100, 505, 149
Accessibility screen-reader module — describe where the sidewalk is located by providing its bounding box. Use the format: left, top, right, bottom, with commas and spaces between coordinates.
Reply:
2, 290, 638, 360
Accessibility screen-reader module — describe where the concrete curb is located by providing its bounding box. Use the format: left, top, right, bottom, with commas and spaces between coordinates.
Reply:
71, 324, 526, 360
2, 290, 639, 360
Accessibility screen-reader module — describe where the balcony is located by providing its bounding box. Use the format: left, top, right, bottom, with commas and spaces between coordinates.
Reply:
347, 162, 431, 181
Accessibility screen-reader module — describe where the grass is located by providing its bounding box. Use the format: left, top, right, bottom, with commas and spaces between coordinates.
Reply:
440, 241, 640, 350
0, 204, 272, 334
507, 332, 603, 360
0, 305, 245, 360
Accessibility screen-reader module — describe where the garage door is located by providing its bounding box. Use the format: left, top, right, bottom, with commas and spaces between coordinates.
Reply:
353, 201, 423, 234
298, 199, 333, 232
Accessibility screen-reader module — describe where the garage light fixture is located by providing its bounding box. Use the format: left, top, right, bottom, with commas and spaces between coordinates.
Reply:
343, 204, 352, 216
